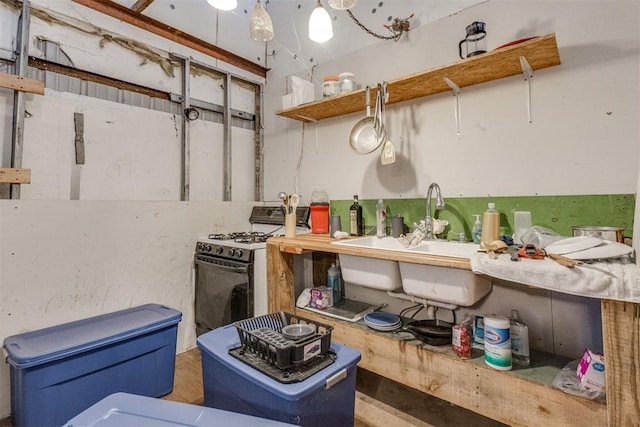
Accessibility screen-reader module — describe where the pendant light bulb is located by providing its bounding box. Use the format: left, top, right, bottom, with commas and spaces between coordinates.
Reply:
328, 0, 357, 10
309, 0, 333, 43
206, 0, 237, 11
250, 0, 274, 41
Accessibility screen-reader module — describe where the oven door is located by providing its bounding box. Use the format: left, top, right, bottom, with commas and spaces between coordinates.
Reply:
194, 253, 254, 336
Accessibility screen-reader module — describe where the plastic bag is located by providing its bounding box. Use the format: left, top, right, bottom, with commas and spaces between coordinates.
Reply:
551, 359, 606, 400
452, 313, 473, 359
520, 226, 563, 248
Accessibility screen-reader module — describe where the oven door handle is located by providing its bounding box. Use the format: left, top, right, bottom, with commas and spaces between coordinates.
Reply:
195, 256, 249, 274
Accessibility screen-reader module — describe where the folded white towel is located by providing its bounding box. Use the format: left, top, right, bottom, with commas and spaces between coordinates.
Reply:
470, 253, 640, 303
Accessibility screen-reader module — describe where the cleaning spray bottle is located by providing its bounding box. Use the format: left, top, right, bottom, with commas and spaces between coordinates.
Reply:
472, 215, 482, 244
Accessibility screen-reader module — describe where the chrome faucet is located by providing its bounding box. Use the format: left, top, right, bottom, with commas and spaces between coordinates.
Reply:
425, 183, 445, 240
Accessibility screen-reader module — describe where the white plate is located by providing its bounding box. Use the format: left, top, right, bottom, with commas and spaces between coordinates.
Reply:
545, 236, 603, 255
365, 321, 401, 332
563, 241, 634, 260
364, 312, 401, 327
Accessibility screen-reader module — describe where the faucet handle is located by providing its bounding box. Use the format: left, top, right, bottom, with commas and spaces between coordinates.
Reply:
448, 230, 467, 242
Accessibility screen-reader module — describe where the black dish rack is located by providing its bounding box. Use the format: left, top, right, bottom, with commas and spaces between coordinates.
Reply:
232, 312, 333, 370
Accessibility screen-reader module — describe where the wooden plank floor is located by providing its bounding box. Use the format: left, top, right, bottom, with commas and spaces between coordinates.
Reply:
1, 348, 504, 426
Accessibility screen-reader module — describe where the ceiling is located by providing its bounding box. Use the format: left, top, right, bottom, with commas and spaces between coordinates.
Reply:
105, 0, 484, 76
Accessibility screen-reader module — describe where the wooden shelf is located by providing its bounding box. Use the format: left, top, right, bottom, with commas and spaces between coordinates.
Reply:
276, 33, 561, 123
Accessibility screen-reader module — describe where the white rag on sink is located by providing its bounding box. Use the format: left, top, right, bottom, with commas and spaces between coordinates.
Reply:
470, 253, 640, 303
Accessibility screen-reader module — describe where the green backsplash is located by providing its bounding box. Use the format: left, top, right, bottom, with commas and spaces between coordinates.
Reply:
330, 195, 635, 239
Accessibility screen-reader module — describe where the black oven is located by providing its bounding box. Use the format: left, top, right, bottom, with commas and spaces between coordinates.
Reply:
194, 249, 254, 337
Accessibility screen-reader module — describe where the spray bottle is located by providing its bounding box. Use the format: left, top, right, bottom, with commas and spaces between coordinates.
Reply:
472, 215, 482, 244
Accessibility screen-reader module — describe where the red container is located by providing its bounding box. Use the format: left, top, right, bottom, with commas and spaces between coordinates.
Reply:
310, 204, 329, 234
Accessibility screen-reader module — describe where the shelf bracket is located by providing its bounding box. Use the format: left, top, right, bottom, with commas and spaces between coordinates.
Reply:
520, 56, 534, 123
443, 77, 461, 136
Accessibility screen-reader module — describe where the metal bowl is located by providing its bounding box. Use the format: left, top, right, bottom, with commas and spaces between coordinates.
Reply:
572, 226, 625, 243
281, 323, 316, 341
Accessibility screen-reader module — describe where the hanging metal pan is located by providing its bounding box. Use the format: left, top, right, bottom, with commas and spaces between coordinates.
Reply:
349, 85, 385, 154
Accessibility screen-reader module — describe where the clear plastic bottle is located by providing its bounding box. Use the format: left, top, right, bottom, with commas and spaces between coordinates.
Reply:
376, 199, 387, 238
349, 195, 363, 236
480, 202, 500, 244
509, 309, 530, 366
327, 263, 342, 304
471, 214, 482, 244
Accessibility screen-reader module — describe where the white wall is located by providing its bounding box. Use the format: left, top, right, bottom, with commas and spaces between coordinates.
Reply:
0, 1, 264, 418
264, 0, 640, 200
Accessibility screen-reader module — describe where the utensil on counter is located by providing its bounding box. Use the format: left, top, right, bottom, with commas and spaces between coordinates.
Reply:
379, 82, 396, 165
349, 86, 385, 154
289, 193, 300, 214
547, 253, 583, 268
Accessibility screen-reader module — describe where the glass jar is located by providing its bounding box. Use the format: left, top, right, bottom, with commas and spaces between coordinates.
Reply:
339, 72, 356, 94
322, 75, 340, 98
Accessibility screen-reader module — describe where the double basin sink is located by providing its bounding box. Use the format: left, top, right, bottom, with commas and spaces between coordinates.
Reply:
331, 236, 491, 307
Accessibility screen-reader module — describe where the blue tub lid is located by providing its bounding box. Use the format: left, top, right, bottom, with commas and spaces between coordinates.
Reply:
3, 304, 182, 368
63, 392, 295, 426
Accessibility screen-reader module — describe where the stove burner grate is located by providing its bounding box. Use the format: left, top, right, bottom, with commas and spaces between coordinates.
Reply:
208, 231, 269, 243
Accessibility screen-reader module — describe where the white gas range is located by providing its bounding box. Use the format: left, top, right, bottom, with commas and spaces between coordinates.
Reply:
194, 206, 310, 336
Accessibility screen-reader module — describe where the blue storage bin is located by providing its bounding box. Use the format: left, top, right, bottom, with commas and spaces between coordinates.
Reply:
3, 304, 182, 427
63, 392, 295, 426
197, 324, 361, 427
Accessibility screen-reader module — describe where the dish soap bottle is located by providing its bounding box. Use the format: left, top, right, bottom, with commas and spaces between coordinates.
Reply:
471, 214, 482, 244
480, 203, 500, 244
349, 195, 363, 236
327, 262, 342, 304
376, 199, 387, 238
509, 309, 530, 366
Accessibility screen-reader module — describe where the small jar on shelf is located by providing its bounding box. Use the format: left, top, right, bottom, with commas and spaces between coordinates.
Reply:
339, 72, 356, 94
322, 75, 340, 98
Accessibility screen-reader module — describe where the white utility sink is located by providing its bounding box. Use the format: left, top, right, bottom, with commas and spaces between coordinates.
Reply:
332, 236, 480, 259
332, 236, 492, 306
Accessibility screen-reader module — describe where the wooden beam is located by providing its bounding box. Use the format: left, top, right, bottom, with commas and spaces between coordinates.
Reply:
28, 57, 169, 100
71, 0, 269, 78
0, 71, 44, 95
0, 168, 31, 184
131, 0, 155, 13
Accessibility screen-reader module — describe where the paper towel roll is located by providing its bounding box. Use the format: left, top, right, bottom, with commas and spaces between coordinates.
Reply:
484, 314, 512, 371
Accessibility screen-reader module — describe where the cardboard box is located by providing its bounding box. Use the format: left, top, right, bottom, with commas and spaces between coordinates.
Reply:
576, 348, 605, 391
3, 304, 182, 427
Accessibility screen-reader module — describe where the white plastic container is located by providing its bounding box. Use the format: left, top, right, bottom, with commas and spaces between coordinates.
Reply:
376, 199, 387, 238
509, 309, 530, 366
483, 314, 512, 371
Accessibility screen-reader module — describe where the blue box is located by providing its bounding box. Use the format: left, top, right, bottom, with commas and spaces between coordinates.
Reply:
3, 304, 182, 427
63, 392, 295, 426
197, 324, 361, 427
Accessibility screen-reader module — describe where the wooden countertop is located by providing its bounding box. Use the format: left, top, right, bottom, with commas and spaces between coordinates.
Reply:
267, 234, 471, 270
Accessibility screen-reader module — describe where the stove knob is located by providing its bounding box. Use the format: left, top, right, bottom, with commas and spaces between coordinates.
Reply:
228, 248, 236, 257
204, 244, 211, 252
235, 249, 243, 258
215, 246, 224, 255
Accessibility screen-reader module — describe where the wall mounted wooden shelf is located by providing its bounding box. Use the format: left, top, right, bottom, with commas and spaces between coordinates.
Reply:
276, 33, 560, 123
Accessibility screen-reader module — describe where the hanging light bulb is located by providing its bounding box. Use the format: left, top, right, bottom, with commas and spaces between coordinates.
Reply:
206, 0, 237, 11
250, 0, 274, 41
328, 0, 357, 10
309, 0, 333, 43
